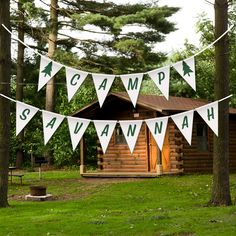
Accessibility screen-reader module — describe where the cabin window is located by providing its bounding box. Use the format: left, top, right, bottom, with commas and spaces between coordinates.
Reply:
115, 125, 126, 144
196, 123, 208, 151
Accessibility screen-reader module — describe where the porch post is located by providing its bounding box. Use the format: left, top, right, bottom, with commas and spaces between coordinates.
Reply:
80, 136, 86, 174
156, 149, 163, 175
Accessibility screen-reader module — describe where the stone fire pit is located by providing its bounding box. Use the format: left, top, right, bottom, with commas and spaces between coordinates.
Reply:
25, 185, 53, 201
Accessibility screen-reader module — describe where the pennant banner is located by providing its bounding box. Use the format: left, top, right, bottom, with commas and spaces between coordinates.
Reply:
16, 101, 39, 136
171, 110, 194, 145
94, 120, 117, 153
173, 57, 196, 91
92, 73, 116, 107
147, 66, 170, 100
196, 101, 218, 136
120, 73, 143, 107
119, 120, 143, 153
66, 67, 88, 102
145, 117, 168, 151
67, 117, 90, 151
38, 56, 63, 91
42, 110, 65, 145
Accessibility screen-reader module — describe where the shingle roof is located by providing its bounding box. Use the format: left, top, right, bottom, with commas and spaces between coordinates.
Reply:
73, 92, 236, 116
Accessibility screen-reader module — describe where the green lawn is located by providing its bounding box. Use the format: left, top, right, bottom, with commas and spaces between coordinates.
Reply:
1, 170, 236, 236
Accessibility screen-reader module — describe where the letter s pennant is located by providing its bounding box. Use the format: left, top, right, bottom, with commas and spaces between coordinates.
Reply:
16, 101, 39, 136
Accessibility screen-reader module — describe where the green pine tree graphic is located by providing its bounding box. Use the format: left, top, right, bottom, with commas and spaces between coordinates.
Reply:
41, 61, 53, 77
182, 61, 193, 76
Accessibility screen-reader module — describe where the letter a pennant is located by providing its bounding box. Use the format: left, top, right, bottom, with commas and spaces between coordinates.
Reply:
119, 120, 143, 153
147, 66, 170, 100
172, 57, 196, 91
16, 101, 39, 136
66, 67, 88, 102
120, 73, 143, 107
42, 110, 65, 145
92, 73, 115, 107
145, 117, 168, 151
171, 110, 194, 145
93, 120, 117, 153
196, 101, 218, 136
38, 56, 63, 91
67, 117, 90, 151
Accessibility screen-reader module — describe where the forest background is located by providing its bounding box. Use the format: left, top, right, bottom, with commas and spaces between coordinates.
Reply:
8, 0, 236, 168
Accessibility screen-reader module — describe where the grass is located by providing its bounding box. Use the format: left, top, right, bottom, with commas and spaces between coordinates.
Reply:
1, 170, 236, 236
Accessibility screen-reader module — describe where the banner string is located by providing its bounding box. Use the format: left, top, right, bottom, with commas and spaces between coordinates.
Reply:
1, 23, 234, 77
0, 92, 232, 120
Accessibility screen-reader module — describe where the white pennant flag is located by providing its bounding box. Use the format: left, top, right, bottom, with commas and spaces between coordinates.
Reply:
94, 120, 117, 153
145, 117, 168, 151
42, 110, 65, 145
38, 56, 63, 91
171, 110, 194, 145
196, 101, 218, 136
16, 101, 39, 136
147, 66, 170, 100
120, 73, 143, 107
119, 120, 143, 153
92, 73, 115, 107
67, 117, 90, 151
66, 67, 88, 102
172, 57, 196, 90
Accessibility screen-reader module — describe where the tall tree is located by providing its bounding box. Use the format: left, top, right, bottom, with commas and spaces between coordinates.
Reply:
45, 0, 58, 112
0, 0, 11, 207
15, 0, 25, 168
209, 0, 231, 205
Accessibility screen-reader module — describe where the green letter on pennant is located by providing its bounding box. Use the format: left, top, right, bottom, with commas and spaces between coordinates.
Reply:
101, 124, 109, 136
20, 108, 30, 120
98, 79, 108, 90
207, 107, 214, 121
70, 74, 80, 86
46, 117, 57, 129
128, 77, 138, 90
74, 122, 83, 134
154, 121, 163, 135
182, 116, 189, 129
127, 124, 136, 137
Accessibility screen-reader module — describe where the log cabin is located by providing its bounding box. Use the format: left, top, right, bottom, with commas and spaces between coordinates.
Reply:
73, 92, 236, 177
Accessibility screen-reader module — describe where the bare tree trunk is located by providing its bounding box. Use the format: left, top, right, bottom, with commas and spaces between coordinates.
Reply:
45, 0, 58, 112
209, 0, 231, 206
16, 0, 25, 169
45, 0, 58, 165
0, 0, 11, 207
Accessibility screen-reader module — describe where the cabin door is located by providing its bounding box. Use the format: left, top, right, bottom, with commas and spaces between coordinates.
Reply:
148, 126, 170, 172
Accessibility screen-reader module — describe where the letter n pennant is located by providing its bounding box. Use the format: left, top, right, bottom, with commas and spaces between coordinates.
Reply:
145, 117, 168, 151
147, 66, 170, 100
66, 67, 88, 102
171, 110, 194, 145
119, 120, 143, 153
38, 56, 63, 91
92, 73, 115, 107
67, 117, 90, 151
120, 73, 143, 107
93, 120, 117, 153
196, 101, 218, 136
16, 101, 39, 136
172, 57, 196, 91
42, 110, 65, 145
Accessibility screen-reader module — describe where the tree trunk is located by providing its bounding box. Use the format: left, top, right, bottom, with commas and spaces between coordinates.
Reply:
45, 0, 58, 165
209, 0, 231, 206
45, 0, 58, 112
0, 0, 11, 208
16, 0, 25, 169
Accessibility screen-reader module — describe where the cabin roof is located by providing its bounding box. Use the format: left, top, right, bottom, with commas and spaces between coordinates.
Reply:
73, 92, 236, 117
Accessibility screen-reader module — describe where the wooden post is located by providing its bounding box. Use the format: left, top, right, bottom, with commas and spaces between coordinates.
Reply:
80, 136, 86, 174
156, 149, 163, 175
